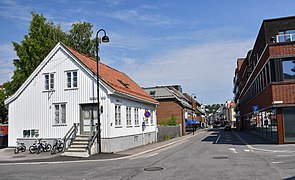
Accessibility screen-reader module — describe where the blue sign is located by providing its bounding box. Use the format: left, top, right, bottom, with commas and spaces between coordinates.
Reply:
252, 105, 259, 113
144, 110, 151, 118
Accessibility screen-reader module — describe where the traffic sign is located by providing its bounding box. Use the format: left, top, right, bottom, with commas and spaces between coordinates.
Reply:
144, 110, 151, 118
252, 105, 259, 114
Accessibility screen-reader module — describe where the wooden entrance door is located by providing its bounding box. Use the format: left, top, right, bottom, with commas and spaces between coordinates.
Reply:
81, 105, 98, 135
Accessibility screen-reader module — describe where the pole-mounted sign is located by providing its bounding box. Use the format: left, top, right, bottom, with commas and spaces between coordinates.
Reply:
144, 110, 151, 118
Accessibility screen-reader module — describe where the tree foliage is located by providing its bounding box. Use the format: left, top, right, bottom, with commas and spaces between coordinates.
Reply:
205, 104, 222, 114
0, 12, 97, 123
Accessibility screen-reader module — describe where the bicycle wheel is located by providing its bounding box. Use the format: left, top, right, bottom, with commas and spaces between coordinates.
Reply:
51, 145, 57, 155
14, 148, 19, 154
44, 144, 52, 152
29, 145, 37, 154
22, 146, 26, 152
57, 143, 64, 152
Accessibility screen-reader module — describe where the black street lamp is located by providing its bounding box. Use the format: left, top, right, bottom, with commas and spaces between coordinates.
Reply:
96, 29, 109, 154
191, 93, 196, 135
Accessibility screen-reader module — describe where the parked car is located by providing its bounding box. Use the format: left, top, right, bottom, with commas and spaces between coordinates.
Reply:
224, 125, 231, 131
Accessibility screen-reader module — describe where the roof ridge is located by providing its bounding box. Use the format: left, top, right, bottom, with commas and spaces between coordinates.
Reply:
63, 44, 126, 76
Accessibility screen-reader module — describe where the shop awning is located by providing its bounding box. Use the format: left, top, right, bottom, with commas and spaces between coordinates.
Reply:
185, 120, 200, 125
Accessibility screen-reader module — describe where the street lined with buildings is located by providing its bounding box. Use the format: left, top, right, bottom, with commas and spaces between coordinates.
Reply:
0, 129, 294, 179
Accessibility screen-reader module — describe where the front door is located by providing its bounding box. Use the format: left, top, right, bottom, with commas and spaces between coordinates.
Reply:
81, 105, 98, 135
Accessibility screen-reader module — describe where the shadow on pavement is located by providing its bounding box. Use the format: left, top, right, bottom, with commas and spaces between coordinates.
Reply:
201, 128, 277, 146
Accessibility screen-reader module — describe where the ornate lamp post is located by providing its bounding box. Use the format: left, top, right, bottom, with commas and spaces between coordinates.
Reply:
96, 29, 109, 154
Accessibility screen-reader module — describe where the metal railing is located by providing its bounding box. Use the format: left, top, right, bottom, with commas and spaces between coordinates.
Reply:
63, 123, 79, 152
87, 130, 99, 155
276, 33, 295, 43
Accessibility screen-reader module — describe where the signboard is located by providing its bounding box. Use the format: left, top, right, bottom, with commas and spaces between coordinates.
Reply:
144, 110, 151, 118
252, 105, 259, 114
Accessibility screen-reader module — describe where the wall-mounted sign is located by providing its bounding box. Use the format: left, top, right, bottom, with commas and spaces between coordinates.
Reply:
144, 110, 151, 118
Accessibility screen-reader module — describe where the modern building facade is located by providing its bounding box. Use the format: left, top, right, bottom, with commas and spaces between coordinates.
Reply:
233, 16, 295, 144
5, 42, 158, 153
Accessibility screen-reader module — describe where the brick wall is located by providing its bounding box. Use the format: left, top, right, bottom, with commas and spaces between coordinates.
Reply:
272, 82, 295, 103
269, 43, 295, 58
156, 100, 184, 125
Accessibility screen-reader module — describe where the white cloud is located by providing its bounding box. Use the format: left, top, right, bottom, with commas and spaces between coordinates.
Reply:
0, 43, 16, 84
119, 39, 253, 104
0, 0, 32, 21
108, 9, 181, 27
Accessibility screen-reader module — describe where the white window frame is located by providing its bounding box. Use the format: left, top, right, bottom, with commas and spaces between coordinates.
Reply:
134, 108, 139, 126
44, 73, 55, 91
115, 105, 121, 126
150, 111, 154, 125
54, 103, 66, 125
126, 107, 132, 126
65, 70, 78, 89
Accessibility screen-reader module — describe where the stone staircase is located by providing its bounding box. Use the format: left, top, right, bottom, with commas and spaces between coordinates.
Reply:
62, 135, 90, 158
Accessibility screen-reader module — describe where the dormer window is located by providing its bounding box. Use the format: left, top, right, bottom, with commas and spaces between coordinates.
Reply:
150, 91, 156, 96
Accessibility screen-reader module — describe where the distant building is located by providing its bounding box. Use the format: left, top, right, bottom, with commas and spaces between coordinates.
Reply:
143, 85, 197, 135
233, 16, 295, 144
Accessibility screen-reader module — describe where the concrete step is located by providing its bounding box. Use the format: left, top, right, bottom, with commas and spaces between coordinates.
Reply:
72, 141, 88, 145
75, 137, 89, 141
67, 147, 87, 152
62, 151, 89, 158
70, 144, 88, 148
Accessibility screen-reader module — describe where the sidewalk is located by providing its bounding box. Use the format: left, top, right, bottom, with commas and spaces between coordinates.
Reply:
0, 130, 201, 164
233, 130, 295, 153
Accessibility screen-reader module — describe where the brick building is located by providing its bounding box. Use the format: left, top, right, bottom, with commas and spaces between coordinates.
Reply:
233, 16, 295, 144
143, 85, 196, 135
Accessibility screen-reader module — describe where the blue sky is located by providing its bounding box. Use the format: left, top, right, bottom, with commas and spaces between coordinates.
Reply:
1, 0, 295, 104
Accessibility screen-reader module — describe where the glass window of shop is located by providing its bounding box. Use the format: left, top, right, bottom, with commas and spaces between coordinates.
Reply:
283, 107, 295, 142
250, 109, 278, 142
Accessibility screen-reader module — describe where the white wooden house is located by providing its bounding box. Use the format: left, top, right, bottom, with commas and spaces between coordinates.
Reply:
5, 42, 158, 155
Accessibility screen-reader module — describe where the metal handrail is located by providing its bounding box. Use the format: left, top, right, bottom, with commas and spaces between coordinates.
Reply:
63, 123, 79, 151
87, 130, 99, 155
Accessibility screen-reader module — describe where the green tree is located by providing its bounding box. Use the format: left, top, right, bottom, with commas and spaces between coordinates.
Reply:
67, 21, 96, 56
7, 12, 67, 95
1, 12, 97, 122
0, 90, 8, 124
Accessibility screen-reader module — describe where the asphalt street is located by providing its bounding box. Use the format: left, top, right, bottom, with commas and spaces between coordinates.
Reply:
0, 128, 294, 180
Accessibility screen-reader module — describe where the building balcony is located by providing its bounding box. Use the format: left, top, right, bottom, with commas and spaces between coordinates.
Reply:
276, 33, 295, 43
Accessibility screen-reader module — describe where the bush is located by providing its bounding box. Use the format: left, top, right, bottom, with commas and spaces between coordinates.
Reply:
168, 114, 178, 126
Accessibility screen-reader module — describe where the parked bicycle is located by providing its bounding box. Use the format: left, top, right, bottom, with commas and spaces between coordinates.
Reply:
29, 139, 52, 154
14, 142, 26, 154
51, 139, 64, 155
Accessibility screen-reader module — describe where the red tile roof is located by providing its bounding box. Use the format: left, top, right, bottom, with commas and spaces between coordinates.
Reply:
65, 45, 158, 104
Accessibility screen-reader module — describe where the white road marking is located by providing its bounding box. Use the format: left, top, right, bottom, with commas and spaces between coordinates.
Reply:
272, 161, 284, 164
229, 148, 238, 153
146, 153, 158, 158
0, 131, 207, 166
276, 154, 294, 157
244, 149, 250, 152
215, 135, 221, 144
233, 131, 295, 153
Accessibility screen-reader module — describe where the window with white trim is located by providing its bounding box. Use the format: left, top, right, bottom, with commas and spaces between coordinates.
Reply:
44, 73, 55, 90
115, 105, 121, 126
66, 71, 78, 88
126, 107, 132, 126
150, 111, 154, 125
54, 104, 66, 125
134, 108, 139, 125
